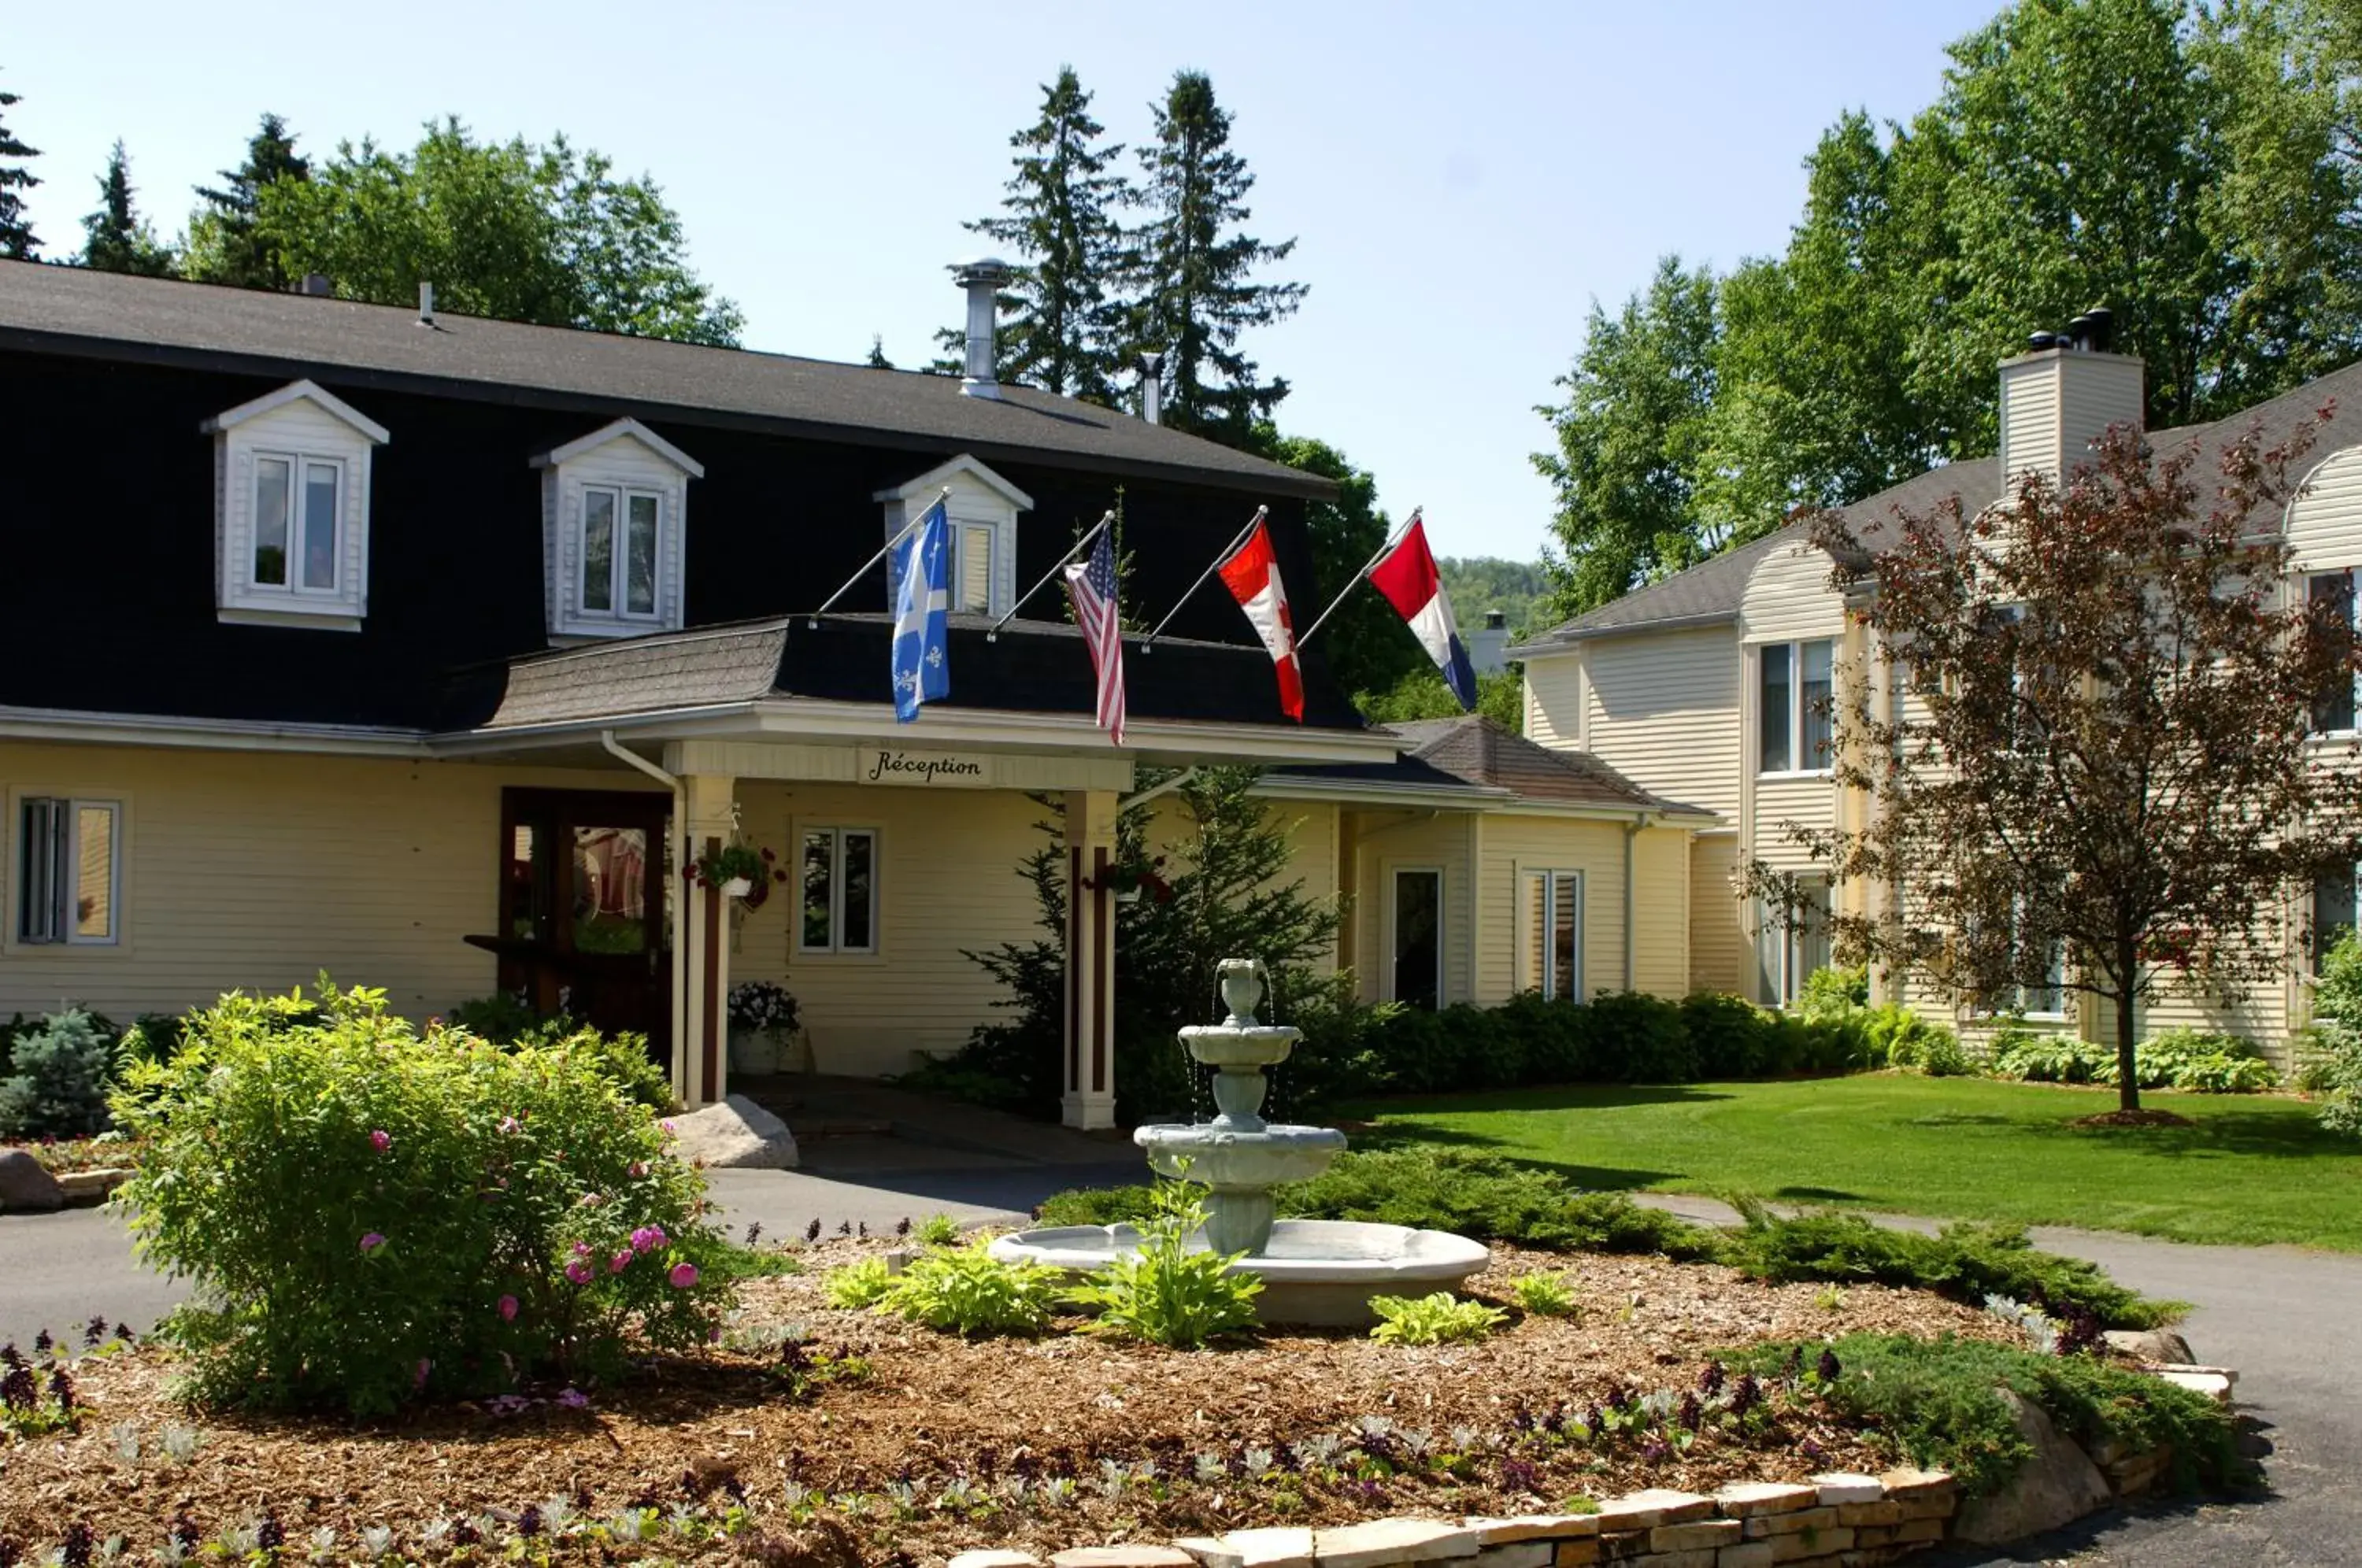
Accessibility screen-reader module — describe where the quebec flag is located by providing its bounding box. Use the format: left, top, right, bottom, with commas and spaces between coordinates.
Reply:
1369, 516, 1478, 712
890, 499, 951, 723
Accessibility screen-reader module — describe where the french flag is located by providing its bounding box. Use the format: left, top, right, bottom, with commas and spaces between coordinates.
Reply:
1216, 519, 1305, 721
1370, 515, 1477, 712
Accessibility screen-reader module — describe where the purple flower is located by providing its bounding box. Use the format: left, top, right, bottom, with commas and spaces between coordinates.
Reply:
359, 1232, 387, 1254
565, 1261, 594, 1286
572, 1241, 592, 1257
557, 1388, 589, 1409
668, 1263, 699, 1289
498, 1295, 520, 1322
631, 1225, 668, 1254
609, 1250, 633, 1274
369, 1130, 391, 1153
660, 1120, 676, 1137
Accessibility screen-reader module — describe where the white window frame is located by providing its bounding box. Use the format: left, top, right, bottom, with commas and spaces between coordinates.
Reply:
2006, 893, 2069, 1019
1757, 638, 1836, 778
533, 420, 703, 644
1755, 875, 1831, 1007
11, 793, 124, 949
2309, 569, 2359, 736
1386, 864, 1446, 1008
1538, 869, 1584, 1002
246, 450, 346, 596
2311, 858, 2358, 978
203, 379, 387, 632
949, 515, 1011, 617
874, 454, 1033, 620
795, 824, 881, 957
576, 483, 668, 623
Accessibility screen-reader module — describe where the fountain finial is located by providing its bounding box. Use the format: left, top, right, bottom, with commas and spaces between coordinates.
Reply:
1217, 956, 1268, 1026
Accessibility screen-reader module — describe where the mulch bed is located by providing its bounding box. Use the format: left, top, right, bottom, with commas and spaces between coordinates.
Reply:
0, 1241, 2023, 1565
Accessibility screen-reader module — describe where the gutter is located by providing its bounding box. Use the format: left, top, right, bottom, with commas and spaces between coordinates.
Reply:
1120, 767, 1199, 813
1508, 609, 1738, 658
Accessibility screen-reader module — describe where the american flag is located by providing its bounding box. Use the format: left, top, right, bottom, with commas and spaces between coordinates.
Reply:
1064, 526, 1127, 744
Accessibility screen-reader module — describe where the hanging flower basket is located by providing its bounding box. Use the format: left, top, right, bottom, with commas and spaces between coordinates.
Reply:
1090, 856, 1175, 905
687, 842, 788, 902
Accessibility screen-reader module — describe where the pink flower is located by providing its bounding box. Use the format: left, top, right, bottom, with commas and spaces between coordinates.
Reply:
628, 1161, 648, 1178
668, 1263, 699, 1289
572, 1240, 592, 1256
359, 1232, 386, 1254
660, 1120, 676, 1137
630, 1225, 668, 1254
498, 1115, 520, 1133
369, 1130, 391, 1153
565, 1260, 594, 1285
609, 1250, 633, 1274
498, 1295, 519, 1322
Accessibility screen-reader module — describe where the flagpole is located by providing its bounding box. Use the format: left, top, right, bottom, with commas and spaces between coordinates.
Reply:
1296, 508, 1420, 653
805, 486, 952, 628
986, 509, 1116, 642
1138, 505, 1267, 654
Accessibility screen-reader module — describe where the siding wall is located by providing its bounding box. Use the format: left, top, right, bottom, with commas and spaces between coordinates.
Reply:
1631, 824, 1691, 997
1738, 542, 1846, 647
1468, 815, 1689, 1003
1690, 832, 1746, 994
1349, 812, 1475, 1005
1523, 653, 1585, 750
1578, 627, 1742, 818
0, 741, 660, 1021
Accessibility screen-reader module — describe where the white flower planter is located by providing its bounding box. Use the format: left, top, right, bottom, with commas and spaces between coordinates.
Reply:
720, 876, 754, 899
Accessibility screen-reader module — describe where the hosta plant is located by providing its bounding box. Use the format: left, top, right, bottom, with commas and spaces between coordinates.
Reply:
1368, 1292, 1509, 1345
1511, 1270, 1580, 1318
822, 1256, 895, 1309
111, 982, 735, 1414
1064, 1182, 1262, 1348
878, 1241, 1063, 1336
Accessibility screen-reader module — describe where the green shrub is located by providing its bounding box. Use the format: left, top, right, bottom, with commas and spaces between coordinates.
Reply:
446, 994, 672, 1111
1726, 1333, 2249, 1499
1277, 1148, 1724, 1259
1064, 1183, 1261, 1347
0, 1008, 116, 1137
1369, 1292, 1509, 1344
1724, 1207, 2178, 1329
1037, 1184, 1161, 1228
1991, 1026, 2277, 1093
111, 982, 732, 1415
915, 1212, 964, 1248
878, 1240, 1063, 1336
1511, 1270, 1580, 1317
822, 1256, 896, 1309
1796, 963, 1871, 1019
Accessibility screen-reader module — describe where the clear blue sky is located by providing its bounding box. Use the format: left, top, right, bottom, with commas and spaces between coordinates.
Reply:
7, 0, 1997, 563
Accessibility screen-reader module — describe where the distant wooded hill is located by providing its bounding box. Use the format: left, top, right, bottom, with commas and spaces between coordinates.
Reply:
1438, 557, 1550, 640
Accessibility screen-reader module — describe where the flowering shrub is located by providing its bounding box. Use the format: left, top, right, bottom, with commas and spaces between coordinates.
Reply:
111, 982, 735, 1414
727, 981, 800, 1034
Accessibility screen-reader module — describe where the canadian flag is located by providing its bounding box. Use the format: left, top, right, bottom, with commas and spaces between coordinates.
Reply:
1216, 520, 1304, 721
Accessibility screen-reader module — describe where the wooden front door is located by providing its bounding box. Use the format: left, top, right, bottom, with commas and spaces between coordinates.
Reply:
497, 788, 672, 1056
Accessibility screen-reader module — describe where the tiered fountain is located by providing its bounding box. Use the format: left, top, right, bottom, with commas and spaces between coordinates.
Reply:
991, 958, 1489, 1326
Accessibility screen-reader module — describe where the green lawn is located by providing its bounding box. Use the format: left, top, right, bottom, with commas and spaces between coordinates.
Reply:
1343, 1074, 2362, 1252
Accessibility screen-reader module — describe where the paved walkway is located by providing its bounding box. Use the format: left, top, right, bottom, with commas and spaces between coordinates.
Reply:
4, 1111, 2353, 1564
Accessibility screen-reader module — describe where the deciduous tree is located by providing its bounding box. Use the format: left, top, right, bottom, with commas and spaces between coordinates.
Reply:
1757, 418, 2362, 1112
254, 119, 741, 345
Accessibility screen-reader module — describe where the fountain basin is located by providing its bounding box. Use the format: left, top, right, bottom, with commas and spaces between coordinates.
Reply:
1135, 1123, 1346, 1188
989, 1219, 1491, 1327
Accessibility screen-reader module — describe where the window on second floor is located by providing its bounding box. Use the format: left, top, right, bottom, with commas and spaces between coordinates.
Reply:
876, 454, 1033, 619
1759, 638, 1834, 774
533, 420, 704, 642
2311, 571, 2356, 734
202, 379, 388, 631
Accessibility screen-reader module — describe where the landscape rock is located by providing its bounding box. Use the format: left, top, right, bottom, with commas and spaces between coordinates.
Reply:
2103, 1326, 2194, 1364
0, 1148, 65, 1212
1176, 1529, 1314, 1568
667, 1094, 798, 1169
1312, 1519, 1479, 1568
1950, 1389, 2114, 1544
1461, 1517, 1601, 1545
1049, 1550, 1194, 1568
1713, 1482, 1820, 1518
2157, 1369, 2234, 1405
1807, 1474, 1883, 1507
949, 1555, 1045, 1568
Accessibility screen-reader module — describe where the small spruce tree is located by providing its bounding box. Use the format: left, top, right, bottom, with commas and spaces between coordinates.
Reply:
185, 112, 309, 289
80, 140, 176, 276
0, 71, 41, 260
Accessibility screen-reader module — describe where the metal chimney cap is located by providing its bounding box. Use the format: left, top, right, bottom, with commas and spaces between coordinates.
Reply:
950, 256, 1014, 287
2027, 330, 2061, 351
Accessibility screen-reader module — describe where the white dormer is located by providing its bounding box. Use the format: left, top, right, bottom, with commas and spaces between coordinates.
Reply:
531, 419, 704, 642
202, 379, 389, 631
875, 453, 1033, 616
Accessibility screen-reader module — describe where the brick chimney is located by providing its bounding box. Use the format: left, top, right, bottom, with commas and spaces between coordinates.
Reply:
1997, 308, 2144, 486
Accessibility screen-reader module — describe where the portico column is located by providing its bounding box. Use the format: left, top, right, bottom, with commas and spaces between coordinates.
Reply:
680, 772, 737, 1109
1061, 788, 1119, 1130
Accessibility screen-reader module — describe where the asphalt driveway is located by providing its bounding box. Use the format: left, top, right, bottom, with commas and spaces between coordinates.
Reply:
4, 1162, 2355, 1564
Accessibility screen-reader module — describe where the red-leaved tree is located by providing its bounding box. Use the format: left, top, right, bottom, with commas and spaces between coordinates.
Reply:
1754, 415, 2362, 1113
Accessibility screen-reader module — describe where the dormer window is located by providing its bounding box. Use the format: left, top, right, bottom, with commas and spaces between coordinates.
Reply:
532, 419, 704, 642
202, 379, 388, 631
874, 453, 1033, 617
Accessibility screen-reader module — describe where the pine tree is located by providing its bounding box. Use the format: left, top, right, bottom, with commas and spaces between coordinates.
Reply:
185, 113, 309, 289
963, 67, 1131, 403
1125, 71, 1306, 445
80, 140, 175, 276
865, 334, 894, 370
0, 72, 41, 260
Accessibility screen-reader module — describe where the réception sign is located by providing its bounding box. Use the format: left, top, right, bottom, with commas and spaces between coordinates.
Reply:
864, 749, 991, 787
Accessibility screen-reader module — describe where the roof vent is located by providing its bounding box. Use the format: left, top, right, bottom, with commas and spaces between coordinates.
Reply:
300, 272, 331, 298
418, 281, 435, 328
950, 257, 1013, 399
1138, 351, 1164, 426
2027, 330, 2060, 352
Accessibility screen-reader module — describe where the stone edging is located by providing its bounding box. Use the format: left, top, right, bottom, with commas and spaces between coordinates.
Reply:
953, 1470, 1962, 1568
